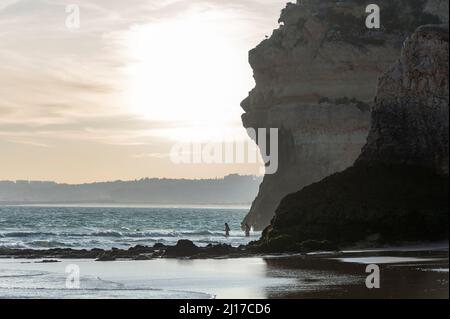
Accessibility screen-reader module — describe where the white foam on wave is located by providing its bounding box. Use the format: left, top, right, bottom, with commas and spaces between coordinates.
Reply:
0, 267, 213, 299
0, 206, 257, 250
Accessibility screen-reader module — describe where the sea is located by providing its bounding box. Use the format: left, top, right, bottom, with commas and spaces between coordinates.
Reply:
0, 206, 289, 299
0, 206, 446, 299
0, 206, 260, 250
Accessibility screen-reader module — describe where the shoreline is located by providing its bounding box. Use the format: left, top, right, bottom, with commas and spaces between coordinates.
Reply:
0, 240, 252, 261
1, 239, 448, 261
0, 244, 448, 299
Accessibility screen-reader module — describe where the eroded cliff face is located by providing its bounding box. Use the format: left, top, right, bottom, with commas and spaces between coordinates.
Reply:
357, 25, 449, 175
242, 0, 447, 230
256, 24, 449, 251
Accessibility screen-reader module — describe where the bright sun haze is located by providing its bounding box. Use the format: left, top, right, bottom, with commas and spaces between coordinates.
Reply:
0, 0, 286, 183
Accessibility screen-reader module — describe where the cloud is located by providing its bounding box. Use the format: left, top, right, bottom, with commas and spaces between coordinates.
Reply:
0, 0, 285, 181
131, 153, 171, 159
0, 113, 183, 147
0, 0, 20, 11
1, 0, 286, 119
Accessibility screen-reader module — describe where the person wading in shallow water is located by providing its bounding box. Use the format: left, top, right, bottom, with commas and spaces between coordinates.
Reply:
244, 223, 251, 237
224, 223, 231, 237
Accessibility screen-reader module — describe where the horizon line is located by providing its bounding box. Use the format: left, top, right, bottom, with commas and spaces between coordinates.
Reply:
0, 174, 263, 186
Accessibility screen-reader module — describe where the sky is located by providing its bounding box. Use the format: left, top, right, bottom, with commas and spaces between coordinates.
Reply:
0, 0, 287, 183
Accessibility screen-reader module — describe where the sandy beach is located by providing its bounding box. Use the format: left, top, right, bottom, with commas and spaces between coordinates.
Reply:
1, 244, 448, 299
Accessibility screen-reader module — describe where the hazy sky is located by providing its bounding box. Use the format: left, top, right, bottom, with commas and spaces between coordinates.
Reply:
0, 0, 287, 183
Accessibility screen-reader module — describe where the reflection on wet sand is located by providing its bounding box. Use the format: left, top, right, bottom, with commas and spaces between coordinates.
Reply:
0, 248, 447, 299
262, 250, 449, 299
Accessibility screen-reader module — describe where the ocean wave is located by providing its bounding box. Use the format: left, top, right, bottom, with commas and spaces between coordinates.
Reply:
0, 270, 48, 278
0, 228, 259, 250
27, 240, 73, 248
125, 231, 179, 238
57, 230, 180, 238
0, 229, 259, 240
180, 230, 223, 236
0, 242, 28, 249
91, 231, 123, 238
1, 231, 57, 238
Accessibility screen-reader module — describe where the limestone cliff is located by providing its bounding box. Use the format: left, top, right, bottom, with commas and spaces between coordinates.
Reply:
257, 24, 449, 251
243, 0, 447, 230
357, 24, 449, 175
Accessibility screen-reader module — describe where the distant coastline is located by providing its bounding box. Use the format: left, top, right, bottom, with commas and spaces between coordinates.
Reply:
0, 174, 261, 207
0, 203, 251, 209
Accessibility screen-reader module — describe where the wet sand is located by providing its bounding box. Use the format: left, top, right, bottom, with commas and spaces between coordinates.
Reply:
1, 246, 447, 299
264, 249, 449, 299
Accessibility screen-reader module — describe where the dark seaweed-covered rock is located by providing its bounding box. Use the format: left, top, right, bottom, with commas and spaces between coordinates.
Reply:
127, 245, 155, 254
96, 252, 116, 261
203, 244, 236, 256
163, 240, 201, 258
295, 240, 339, 253
133, 254, 151, 261
153, 243, 166, 250
259, 164, 448, 250
0, 242, 248, 260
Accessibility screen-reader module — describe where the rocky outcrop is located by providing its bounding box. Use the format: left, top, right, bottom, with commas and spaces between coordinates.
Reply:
242, 0, 447, 230
256, 24, 449, 252
0, 241, 247, 260
357, 25, 449, 175
164, 239, 201, 257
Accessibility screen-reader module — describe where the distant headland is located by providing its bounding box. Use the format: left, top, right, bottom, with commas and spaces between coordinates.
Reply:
0, 174, 262, 206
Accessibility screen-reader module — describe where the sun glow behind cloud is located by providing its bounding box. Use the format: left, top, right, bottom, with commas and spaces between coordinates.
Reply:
0, 0, 286, 182
119, 8, 253, 141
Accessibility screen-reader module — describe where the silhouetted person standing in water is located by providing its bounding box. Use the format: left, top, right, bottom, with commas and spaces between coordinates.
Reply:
244, 223, 251, 237
224, 223, 231, 237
